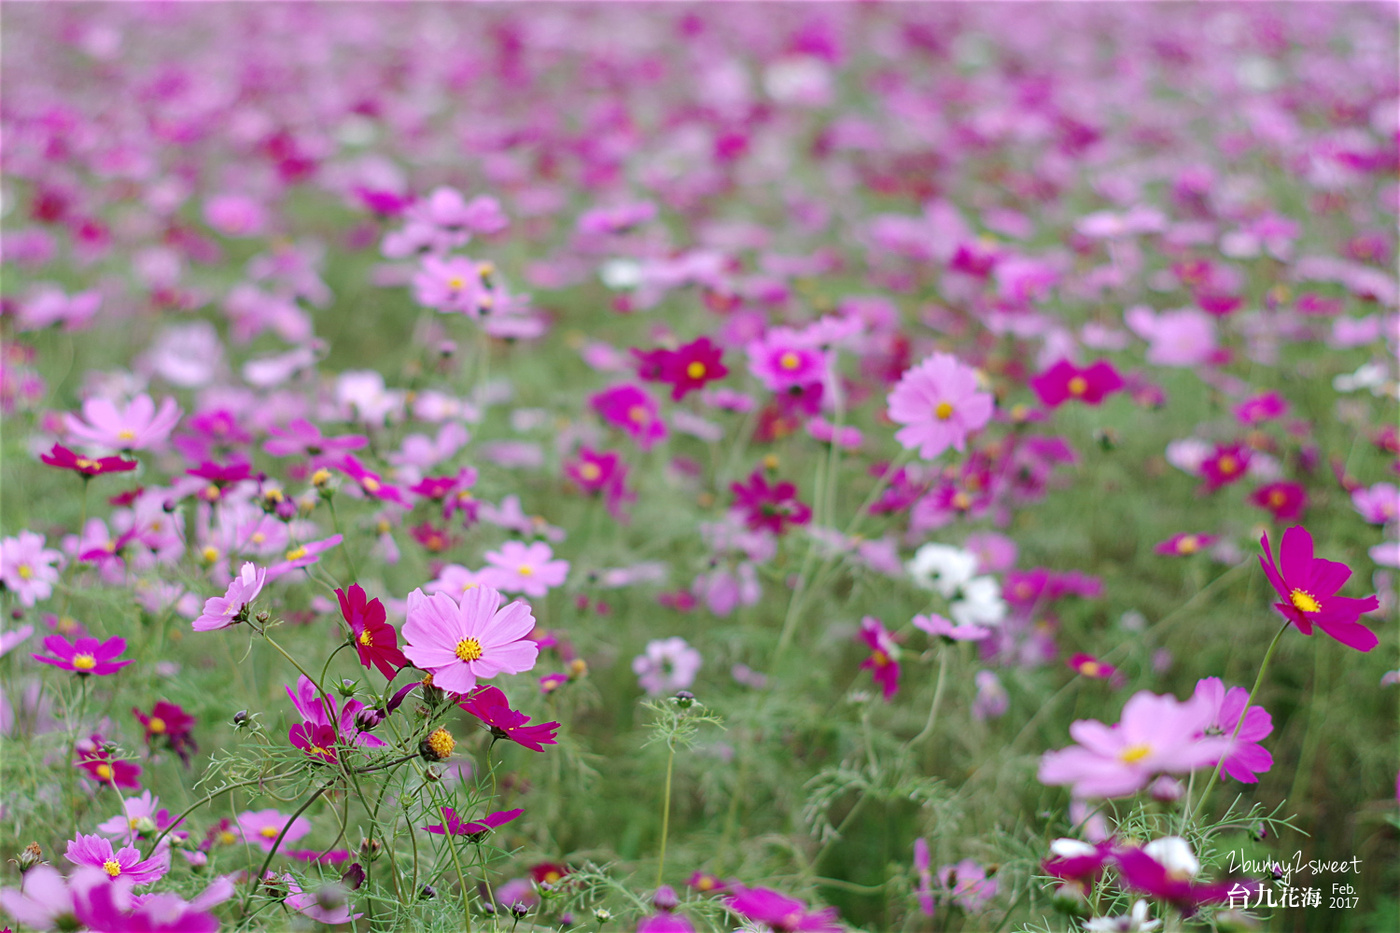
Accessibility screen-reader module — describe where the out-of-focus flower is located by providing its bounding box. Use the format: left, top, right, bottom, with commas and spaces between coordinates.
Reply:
66, 394, 182, 451
632, 637, 701, 697
887, 352, 994, 459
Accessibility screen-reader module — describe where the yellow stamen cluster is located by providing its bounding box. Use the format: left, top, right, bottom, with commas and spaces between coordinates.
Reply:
147, 717, 167, 734
454, 638, 483, 662
1067, 376, 1088, 396
1289, 589, 1321, 613
934, 401, 954, 420
72, 654, 97, 671
1118, 743, 1151, 764
421, 727, 456, 761
103, 859, 123, 877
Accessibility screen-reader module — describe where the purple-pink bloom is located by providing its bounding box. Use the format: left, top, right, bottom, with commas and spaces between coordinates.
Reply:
886, 352, 994, 460
263, 418, 368, 459
857, 616, 901, 701
591, 383, 668, 451
1192, 677, 1273, 783
279, 873, 364, 925
1, 530, 64, 606
66, 832, 169, 886
237, 809, 312, 852
632, 637, 702, 697
913, 612, 991, 642
1029, 359, 1124, 408
402, 585, 539, 694
936, 859, 998, 913
1038, 691, 1230, 798
66, 393, 182, 451
191, 562, 266, 632
725, 885, 841, 932
1259, 526, 1380, 652
33, 634, 132, 676
481, 540, 570, 598
264, 535, 344, 581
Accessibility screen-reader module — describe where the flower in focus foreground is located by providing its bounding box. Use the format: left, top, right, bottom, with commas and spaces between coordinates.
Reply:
1259, 526, 1380, 652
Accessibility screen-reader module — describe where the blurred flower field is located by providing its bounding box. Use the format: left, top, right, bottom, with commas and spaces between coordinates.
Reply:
0, 3, 1397, 932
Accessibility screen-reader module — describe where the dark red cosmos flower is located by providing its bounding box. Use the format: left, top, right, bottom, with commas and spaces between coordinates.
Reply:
76, 735, 142, 789
335, 584, 409, 680
1259, 526, 1380, 652
1029, 359, 1125, 408
1199, 443, 1251, 491
530, 862, 571, 886
730, 470, 812, 536
1115, 846, 1256, 916
40, 443, 137, 477
132, 701, 197, 765
422, 807, 522, 838
457, 685, 560, 752
1250, 481, 1307, 521
409, 522, 457, 553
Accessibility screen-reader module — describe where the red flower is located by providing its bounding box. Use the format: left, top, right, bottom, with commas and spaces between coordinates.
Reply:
1199, 443, 1251, 491
457, 685, 560, 752
1259, 526, 1380, 652
132, 701, 197, 765
1250, 481, 1307, 521
730, 470, 811, 536
1029, 359, 1124, 408
632, 337, 729, 400
40, 443, 137, 477
335, 584, 409, 680
76, 735, 142, 789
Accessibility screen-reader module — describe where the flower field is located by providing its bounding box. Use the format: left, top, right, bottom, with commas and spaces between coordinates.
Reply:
0, 3, 1397, 932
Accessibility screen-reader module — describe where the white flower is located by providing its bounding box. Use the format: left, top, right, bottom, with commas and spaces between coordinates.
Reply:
907, 544, 977, 597
1083, 899, 1162, 932
951, 576, 1007, 628
1143, 836, 1199, 880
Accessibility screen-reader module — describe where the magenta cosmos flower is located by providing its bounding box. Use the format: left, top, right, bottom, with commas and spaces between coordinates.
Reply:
336, 584, 409, 680
857, 616, 900, 701
191, 562, 266, 631
887, 352, 994, 460
591, 383, 668, 451
1259, 526, 1380, 652
402, 585, 539, 694
237, 809, 312, 852
725, 885, 841, 933
33, 634, 131, 676
482, 540, 570, 598
422, 806, 522, 837
1038, 691, 1231, 798
40, 443, 138, 477
1029, 359, 1124, 408
1154, 533, 1218, 556
66, 832, 168, 886
1192, 677, 1273, 783
458, 685, 560, 751
66, 393, 182, 451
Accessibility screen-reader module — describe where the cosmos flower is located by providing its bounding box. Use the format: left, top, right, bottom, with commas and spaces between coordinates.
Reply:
857, 616, 900, 700
191, 562, 266, 631
402, 585, 539, 694
0, 531, 64, 606
936, 859, 999, 913
481, 540, 570, 598
1198, 444, 1251, 492
886, 352, 994, 459
336, 584, 408, 680
65, 833, 168, 886
1030, 359, 1124, 408
725, 885, 841, 933
591, 383, 668, 451
40, 443, 138, 477
1038, 691, 1230, 798
632, 637, 702, 697
132, 701, 197, 764
264, 534, 343, 581
913, 612, 991, 642
1192, 677, 1273, 783
730, 470, 811, 536
458, 685, 560, 751
33, 634, 132, 676
76, 735, 142, 789
1153, 533, 1217, 556
237, 809, 312, 852
1250, 481, 1307, 521
1068, 654, 1119, 682
422, 806, 522, 837
746, 329, 828, 394
66, 394, 182, 451
1259, 526, 1380, 652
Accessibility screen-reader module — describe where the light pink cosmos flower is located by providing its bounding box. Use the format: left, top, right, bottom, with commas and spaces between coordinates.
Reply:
66, 393, 182, 451
913, 612, 991, 642
204, 193, 267, 237
280, 873, 364, 925
237, 809, 312, 852
632, 637, 702, 696
1352, 483, 1399, 525
1233, 392, 1289, 425
746, 328, 828, 393
1124, 306, 1217, 367
1192, 677, 1273, 783
1, 531, 63, 606
887, 352, 994, 460
191, 562, 266, 632
263, 535, 344, 582
65, 832, 169, 886
482, 540, 569, 598
1038, 691, 1231, 798
402, 585, 539, 694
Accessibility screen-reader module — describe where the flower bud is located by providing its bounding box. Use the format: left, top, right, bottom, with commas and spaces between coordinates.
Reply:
653, 885, 679, 911
311, 469, 332, 488
355, 707, 384, 733
592, 908, 613, 923
334, 678, 358, 699
19, 842, 43, 872
232, 710, 252, 729
360, 838, 382, 860
132, 816, 157, 836
341, 863, 365, 890
418, 884, 437, 900
671, 690, 696, 709
254, 610, 270, 624
510, 902, 530, 919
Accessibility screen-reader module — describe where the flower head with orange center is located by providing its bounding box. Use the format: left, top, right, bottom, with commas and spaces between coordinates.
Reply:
1259, 526, 1379, 651
401, 585, 540, 694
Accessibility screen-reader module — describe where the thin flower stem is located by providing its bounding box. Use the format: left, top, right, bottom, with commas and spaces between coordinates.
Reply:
318, 641, 352, 692
439, 802, 474, 933
1188, 619, 1291, 825
909, 645, 950, 747
243, 779, 336, 909
327, 496, 358, 581
142, 777, 271, 859
655, 740, 676, 888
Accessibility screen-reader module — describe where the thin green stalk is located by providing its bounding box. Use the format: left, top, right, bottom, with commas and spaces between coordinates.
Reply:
909, 646, 950, 747
245, 781, 335, 899
1188, 620, 1291, 825
326, 495, 358, 581
438, 802, 474, 933
142, 777, 271, 858
655, 741, 676, 888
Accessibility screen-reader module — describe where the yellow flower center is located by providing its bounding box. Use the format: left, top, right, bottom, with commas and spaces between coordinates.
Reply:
871, 650, 890, 667
285, 546, 307, 561
201, 546, 219, 563
697, 877, 714, 891
447, 275, 466, 290
778, 351, 801, 371
17, 564, 32, 580
686, 361, 706, 379
579, 462, 602, 481
359, 629, 373, 646
260, 826, 279, 839
118, 430, 137, 441
424, 727, 455, 760
627, 405, 649, 424
362, 477, 381, 492
952, 492, 971, 510
1178, 536, 1198, 554
1218, 456, 1238, 475
1067, 376, 1088, 396
454, 638, 483, 662
543, 870, 561, 884
218, 831, 237, 845
251, 531, 267, 544
309, 745, 332, 758
312, 468, 332, 486
1289, 589, 1320, 613
1119, 743, 1152, 764
75, 458, 98, 470
1079, 661, 1101, 677
1268, 490, 1287, 507
95, 764, 114, 780
103, 859, 122, 877
935, 401, 954, 420
147, 717, 166, 734
73, 654, 97, 671
517, 564, 533, 576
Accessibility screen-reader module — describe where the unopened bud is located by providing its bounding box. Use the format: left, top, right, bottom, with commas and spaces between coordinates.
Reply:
592, 908, 613, 923
334, 678, 358, 699
418, 884, 437, 900
671, 690, 696, 709
360, 838, 382, 860
340, 863, 365, 890
1149, 776, 1184, 803
511, 902, 530, 918
355, 707, 384, 732
19, 842, 43, 872
132, 816, 157, 836
254, 610, 270, 624
653, 885, 679, 911
232, 710, 252, 729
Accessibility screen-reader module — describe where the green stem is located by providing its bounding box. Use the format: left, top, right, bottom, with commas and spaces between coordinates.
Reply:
142, 777, 271, 859
909, 646, 950, 747
243, 779, 336, 909
656, 741, 676, 888
1188, 620, 1291, 825
327, 496, 358, 581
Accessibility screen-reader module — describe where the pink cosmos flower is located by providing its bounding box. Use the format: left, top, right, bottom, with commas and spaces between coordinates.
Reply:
1068, 653, 1119, 682
1, 531, 64, 606
338, 455, 411, 508
886, 352, 994, 460
237, 809, 312, 852
278, 873, 364, 925
1192, 677, 1273, 783
725, 885, 841, 933
1030, 359, 1125, 408
1259, 526, 1380, 652
1115, 841, 1250, 916
284, 675, 388, 761
66, 393, 182, 451
1198, 443, 1251, 491
412, 254, 493, 316
263, 418, 368, 459
746, 329, 828, 393
591, 383, 668, 451
913, 612, 991, 642
1351, 482, 1399, 524
191, 562, 266, 631
66, 832, 169, 886
422, 806, 522, 837
264, 534, 344, 581
1250, 481, 1307, 521
632, 637, 702, 697
1233, 392, 1289, 425
33, 634, 131, 676
936, 859, 999, 913
914, 838, 934, 916
1154, 533, 1217, 556
857, 616, 900, 701
481, 540, 570, 598
401, 585, 539, 694
1038, 691, 1230, 798
730, 470, 811, 536
639, 913, 697, 933
203, 193, 267, 237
